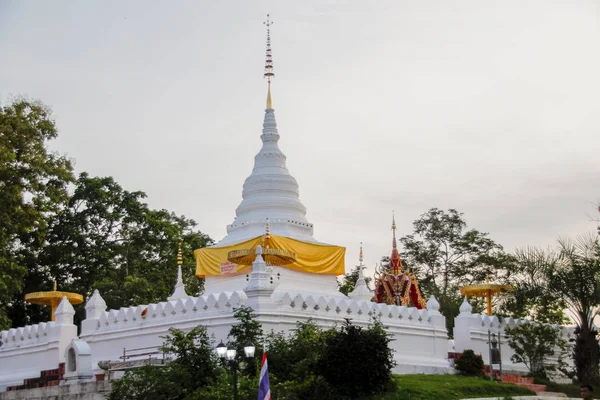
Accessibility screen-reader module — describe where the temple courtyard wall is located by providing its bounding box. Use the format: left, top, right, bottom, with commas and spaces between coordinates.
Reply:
0, 291, 574, 392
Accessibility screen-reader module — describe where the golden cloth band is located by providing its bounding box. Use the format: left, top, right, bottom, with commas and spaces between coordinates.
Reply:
194, 234, 345, 277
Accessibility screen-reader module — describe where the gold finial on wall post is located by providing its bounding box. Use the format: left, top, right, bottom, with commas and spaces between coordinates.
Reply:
177, 242, 183, 265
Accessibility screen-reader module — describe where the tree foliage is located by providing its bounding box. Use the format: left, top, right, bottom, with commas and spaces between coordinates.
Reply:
0, 100, 75, 329
265, 319, 395, 399
9, 172, 212, 327
109, 325, 220, 400
506, 323, 567, 378
227, 305, 263, 376
506, 234, 600, 382
501, 247, 567, 324
399, 208, 507, 332
454, 349, 484, 376
318, 318, 395, 399
0, 99, 213, 328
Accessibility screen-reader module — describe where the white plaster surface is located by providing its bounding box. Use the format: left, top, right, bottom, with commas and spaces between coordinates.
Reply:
453, 301, 575, 374
0, 381, 111, 400
0, 298, 78, 391
218, 107, 315, 246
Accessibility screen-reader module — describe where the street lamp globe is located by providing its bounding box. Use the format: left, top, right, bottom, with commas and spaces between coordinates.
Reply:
226, 349, 237, 361
244, 342, 256, 358
216, 341, 227, 359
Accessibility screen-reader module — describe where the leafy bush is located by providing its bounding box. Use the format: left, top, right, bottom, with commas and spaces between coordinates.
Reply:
265, 319, 335, 397
318, 318, 396, 399
227, 305, 264, 376
109, 325, 220, 400
506, 322, 567, 378
454, 349, 484, 376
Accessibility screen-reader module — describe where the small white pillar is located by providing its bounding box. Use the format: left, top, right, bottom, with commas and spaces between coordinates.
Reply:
81, 290, 107, 335
52, 296, 78, 365
55, 296, 75, 325
453, 297, 474, 353
63, 339, 94, 382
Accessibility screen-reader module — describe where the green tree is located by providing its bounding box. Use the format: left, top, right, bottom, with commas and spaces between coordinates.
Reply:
109, 325, 220, 400
318, 318, 395, 399
501, 248, 567, 324
227, 305, 263, 376
264, 320, 341, 399
10, 173, 213, 327
399, 208, 507, 333
506, 323, 567, 378
507, 234, 600, 382
0, 100, 75, 329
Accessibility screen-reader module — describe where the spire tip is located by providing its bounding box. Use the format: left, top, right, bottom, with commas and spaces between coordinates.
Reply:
264, 14, 275, 109
177, 242, 183, 265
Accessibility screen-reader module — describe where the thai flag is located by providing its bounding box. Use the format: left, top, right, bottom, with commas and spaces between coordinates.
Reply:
258, 352, 271, 400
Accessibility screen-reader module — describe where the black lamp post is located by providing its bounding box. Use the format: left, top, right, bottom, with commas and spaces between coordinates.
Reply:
216, 341, 256, 400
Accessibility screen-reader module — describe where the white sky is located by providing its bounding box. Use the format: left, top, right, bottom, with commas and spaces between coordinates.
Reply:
1, 1, 599, 276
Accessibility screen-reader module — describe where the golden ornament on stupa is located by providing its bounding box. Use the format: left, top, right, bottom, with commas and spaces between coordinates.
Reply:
227, 218, 297, 266
24, 281, 84, 321
460, 275, 512, 316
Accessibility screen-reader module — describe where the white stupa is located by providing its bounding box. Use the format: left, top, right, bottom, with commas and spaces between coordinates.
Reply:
197, 17, 345, 297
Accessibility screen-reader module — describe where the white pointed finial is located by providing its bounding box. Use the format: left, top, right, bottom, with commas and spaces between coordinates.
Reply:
55, 296, 75, 325
459, 296, 472, 314
85, 289, 107, 320
169, 243, 190, 301
426, 295, 440, 313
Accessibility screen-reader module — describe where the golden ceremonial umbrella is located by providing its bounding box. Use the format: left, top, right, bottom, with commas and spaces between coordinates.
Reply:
227, 218, 297, 266
228, 247, 296, 266
460, 279, 512, 316
24, 282, 84, 321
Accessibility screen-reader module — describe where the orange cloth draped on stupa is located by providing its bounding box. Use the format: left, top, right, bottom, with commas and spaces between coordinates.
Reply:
194, 234, 345, 277
373, 216, 427, 309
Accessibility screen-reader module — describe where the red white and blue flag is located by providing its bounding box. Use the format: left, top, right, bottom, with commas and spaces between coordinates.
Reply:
258, 352, 271, 400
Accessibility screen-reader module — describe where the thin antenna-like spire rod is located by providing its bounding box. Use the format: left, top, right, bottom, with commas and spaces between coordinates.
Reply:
359, 242, 364, 264
391, 211, 397, 249
264, 14, 275, 109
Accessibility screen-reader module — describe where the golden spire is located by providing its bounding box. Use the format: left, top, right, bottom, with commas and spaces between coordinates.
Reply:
53, 280, 57, 291
392, 211, 397, 249
359, 242, 364, 264
177, 242, 183, 265
262, 217, 272, 248
264, 14, 275, 109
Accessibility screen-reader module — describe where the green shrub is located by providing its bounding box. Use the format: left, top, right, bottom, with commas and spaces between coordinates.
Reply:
318, 318, 396, 399
506, 322, 567, 378
454, 349, 484, 376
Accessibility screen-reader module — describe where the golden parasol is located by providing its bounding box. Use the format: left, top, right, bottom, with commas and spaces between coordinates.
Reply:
460, 277, 512, 316
24, 281, 84, 321
227, 218, 297, 266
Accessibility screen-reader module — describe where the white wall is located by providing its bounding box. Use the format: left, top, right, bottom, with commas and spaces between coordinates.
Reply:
453, 308, 574, 373
0, 310, 77, 390
80, 289, 449, 376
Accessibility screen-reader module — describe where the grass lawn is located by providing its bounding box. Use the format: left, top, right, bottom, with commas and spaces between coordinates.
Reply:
372, 374, 535, 400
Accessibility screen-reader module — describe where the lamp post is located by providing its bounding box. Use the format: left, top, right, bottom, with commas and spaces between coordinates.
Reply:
216, 341, 256, 400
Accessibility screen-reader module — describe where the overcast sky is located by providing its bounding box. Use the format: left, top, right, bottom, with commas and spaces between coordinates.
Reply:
1, 1, 599, 276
